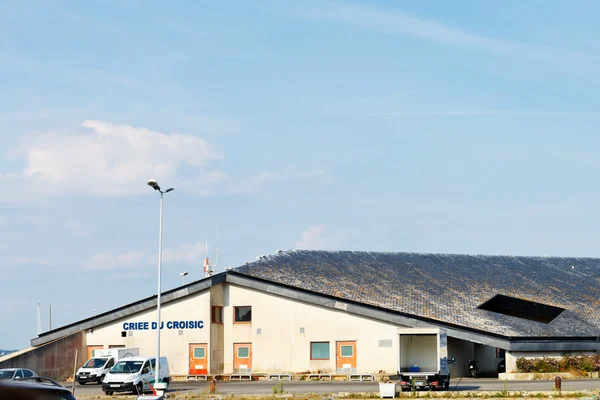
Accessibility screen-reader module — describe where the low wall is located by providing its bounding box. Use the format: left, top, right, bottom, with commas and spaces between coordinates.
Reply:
0, 332, 86, 381
499, 372, 600, 380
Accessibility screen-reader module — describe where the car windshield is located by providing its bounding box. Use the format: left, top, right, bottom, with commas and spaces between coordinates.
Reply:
0, 370, 14, 379
111, 361, 143, 374
83, 358, 107, 368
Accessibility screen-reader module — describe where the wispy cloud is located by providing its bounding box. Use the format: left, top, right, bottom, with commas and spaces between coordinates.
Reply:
307, 2, 512, 51
230, 169, 333, 196
304, 2, 594, 72
84, 241, 209, 272
365, 110, 600, 117
84, 252, 147, 271
13, 257, 53, 266
296, 225, 353, 250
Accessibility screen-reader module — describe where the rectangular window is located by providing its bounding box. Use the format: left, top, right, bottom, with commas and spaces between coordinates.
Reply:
340, 345, 353, 357
237, 346, 250, 358
212, 306, 223, 324
310, 342, 330, 360
234, 306, 252, 323
194, 347, 206, 359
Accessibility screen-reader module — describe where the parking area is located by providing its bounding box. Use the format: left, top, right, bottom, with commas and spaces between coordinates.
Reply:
66, 378, 600, 397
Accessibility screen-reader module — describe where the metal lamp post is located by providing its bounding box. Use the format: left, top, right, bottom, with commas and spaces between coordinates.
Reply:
180, 271, 188, 285
147, 179, 174, 387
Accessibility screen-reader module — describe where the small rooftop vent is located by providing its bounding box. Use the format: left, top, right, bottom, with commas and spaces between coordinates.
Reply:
478, 294, 565, 324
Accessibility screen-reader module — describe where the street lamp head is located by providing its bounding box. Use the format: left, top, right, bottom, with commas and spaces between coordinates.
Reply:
180, 271, 188, 277
147, 179, 161, 191
165, 188, 174, 193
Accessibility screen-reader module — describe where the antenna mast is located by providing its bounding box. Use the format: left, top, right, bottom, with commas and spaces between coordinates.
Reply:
37, 303, 41, 335
48, 304, 52, 331
215, 225, 219, 273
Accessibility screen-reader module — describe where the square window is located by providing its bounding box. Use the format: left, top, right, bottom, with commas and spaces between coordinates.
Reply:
237, 347, 250, 358
310, 342, 330, 360
121, 331, 126, 338
340, 345, 353, 357
194, 347, 206, 359
234, 306, 252, 323
212, 306, 223, 324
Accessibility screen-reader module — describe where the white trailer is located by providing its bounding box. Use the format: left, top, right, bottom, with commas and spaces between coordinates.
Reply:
398, 328, 450, 390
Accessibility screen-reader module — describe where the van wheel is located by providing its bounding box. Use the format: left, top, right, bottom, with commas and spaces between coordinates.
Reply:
79, 381, 86, 385
135, 382, 143, 394
104, 391, 112, 396
97, 375, 104, 384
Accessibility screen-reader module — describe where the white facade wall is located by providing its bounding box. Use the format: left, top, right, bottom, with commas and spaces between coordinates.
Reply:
86, 291, 210, 376
224, 284, 406, 374
80, 282, 510, 377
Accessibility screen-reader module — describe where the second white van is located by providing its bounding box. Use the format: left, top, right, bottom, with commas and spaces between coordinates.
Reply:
101, 356, 170, 395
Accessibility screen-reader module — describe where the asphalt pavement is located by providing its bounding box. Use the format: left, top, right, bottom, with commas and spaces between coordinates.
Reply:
67, 378, 600, 397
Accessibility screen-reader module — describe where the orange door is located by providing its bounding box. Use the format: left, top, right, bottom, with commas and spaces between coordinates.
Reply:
233, 343, 252, 372
336, 341, 357, 372
189, 343, 208, 375
87, 345, 103, 359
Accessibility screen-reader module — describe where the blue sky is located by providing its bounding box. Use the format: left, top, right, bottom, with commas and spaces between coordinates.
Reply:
2, 0, 600, 349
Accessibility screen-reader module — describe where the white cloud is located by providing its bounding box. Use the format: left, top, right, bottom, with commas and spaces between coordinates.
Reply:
296, 225, 352, 250
7, 120, 226, 197
3, 120, 333, 201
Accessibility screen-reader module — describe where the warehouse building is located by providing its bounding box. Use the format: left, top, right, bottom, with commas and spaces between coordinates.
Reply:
1, 250, 599, 380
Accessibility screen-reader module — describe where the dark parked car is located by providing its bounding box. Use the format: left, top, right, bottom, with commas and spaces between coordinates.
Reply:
0, 376, 76, 400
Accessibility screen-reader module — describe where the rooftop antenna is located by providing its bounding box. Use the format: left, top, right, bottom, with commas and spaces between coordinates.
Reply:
48, 304, 52, 331
204, 238, 214, 278
37, 303, 41, 335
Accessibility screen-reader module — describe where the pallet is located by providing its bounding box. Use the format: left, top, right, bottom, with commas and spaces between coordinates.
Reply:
230, 373, 252, 381
268, 374, 292, 381
349, 374, 374, 381
186, 375, 209, 381
308, 374, 332, 381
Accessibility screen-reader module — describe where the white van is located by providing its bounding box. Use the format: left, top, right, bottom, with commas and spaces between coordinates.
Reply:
76, 348, 139, 385
101, 356, 170, 395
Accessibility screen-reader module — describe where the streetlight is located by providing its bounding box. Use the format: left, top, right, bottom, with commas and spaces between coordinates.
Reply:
147, 179, 174, 388
180, 271, 188, 285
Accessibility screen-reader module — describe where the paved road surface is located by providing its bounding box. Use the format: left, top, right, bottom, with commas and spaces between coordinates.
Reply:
68, 379, 600, 397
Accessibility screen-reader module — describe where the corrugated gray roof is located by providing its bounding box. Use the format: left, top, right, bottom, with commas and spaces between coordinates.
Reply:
234, 250, 600, 338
